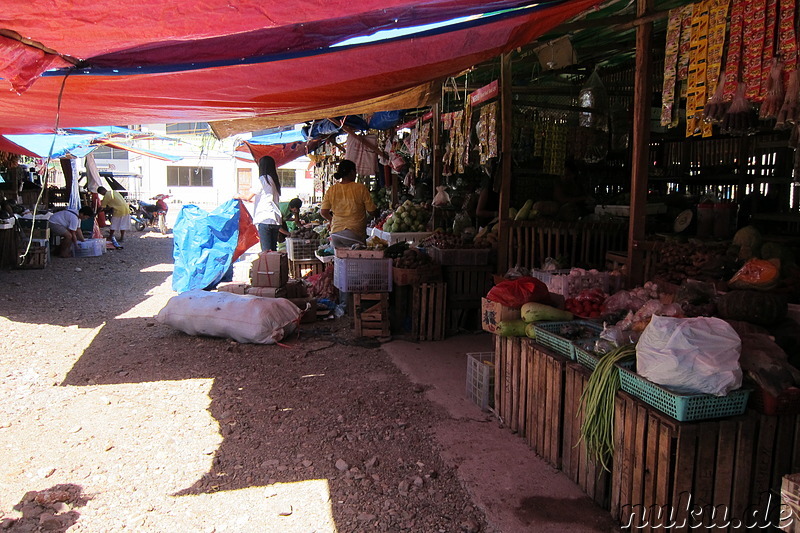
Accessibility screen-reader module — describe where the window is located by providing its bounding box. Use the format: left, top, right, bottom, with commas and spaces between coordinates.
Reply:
277, 168, 296, 188
167, 166, 213, 187
92, 146, 129, 160
165, 122, 210, 135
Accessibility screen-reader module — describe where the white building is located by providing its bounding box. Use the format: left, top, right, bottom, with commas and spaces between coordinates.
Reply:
91, 123, 313, 211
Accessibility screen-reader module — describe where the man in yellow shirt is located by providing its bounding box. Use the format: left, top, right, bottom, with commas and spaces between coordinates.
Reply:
320, 159, 379, 248
97, 186, 131, 244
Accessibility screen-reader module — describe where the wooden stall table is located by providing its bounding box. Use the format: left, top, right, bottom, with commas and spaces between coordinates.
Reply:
494, 336, 800, 530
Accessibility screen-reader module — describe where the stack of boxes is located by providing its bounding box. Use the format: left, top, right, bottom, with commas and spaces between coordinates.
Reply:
217, 251, 317, 323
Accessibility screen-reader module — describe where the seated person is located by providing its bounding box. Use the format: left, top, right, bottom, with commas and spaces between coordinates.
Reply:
49, 206, 95, 258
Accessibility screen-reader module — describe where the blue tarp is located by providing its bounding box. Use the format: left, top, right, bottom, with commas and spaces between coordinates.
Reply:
172, 199, 242, 293
4, 134, 97, 159
247, 130, 305, 145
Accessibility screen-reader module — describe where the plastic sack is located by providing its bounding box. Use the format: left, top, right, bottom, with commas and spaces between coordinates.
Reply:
157, 290, 300, 344
636, 316, 742, 396
432, 185, 450, 207
486, 276, 549, 309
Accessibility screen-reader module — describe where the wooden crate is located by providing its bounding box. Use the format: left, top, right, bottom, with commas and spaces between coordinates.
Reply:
411, 282, 446, 341
610, 391, 800, 532
562, 363, 611, 508
524, 341, 568, 469
443, 265, 493, 334
15, 244, 49, 269
494, 336, 567, 468
495, 335, 525, 433
289, 258, 324, 280
353, 293, 389, 337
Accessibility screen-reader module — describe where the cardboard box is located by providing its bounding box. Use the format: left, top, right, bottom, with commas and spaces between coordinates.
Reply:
246, 286, 286, 298
250, 251, 288, 288
285, 278, 308, 299
782, 473, 800, 533
481, 297, 521, 334
286, 297, 317, 323
217, 282, 249, 294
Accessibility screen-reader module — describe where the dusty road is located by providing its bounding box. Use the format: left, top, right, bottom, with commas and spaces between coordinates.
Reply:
0, 232, 487, 532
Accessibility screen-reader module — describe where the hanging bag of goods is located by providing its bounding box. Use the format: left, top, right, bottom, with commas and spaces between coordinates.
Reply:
685, 0, 711, 137
661, 7, 684, 127
723, 0, 746, 100
702, 0, 731, 136
743, 0, 768, 101
760, 58, 785, 119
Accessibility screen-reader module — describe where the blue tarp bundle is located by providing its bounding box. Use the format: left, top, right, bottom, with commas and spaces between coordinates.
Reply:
172, 199, 242, 293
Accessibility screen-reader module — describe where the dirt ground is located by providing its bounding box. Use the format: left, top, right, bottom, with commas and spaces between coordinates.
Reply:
0, 230, 620, 533
0, 230, 492, 532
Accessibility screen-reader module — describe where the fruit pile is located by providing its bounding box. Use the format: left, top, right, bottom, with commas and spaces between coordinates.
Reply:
383, 201, 430, 233
564, 288, 606, 318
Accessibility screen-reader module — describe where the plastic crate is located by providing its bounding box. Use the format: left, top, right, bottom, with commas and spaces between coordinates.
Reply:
429, 246, 491, 266
333, 256, 392, 292
73, 238, 106, 257
373, 229, 433, 246
466, 352, 495, 411
285, 237, 319, 261
617, 366, 750, 422
533, 320, 603, 360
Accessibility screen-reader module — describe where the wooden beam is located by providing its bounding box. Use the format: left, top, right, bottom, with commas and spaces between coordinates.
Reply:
498, 52, 514, 274
627, 0, 654, 286
548, 8, 670, 34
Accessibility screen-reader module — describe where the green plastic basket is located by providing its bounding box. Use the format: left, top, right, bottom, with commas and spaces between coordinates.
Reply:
617, 366, 750, 422
575, 345, 635, 372
533, 321, 603, 361
575, 346, 601, 370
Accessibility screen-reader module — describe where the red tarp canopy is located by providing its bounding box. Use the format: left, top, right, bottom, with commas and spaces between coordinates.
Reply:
0, 0, 600, 135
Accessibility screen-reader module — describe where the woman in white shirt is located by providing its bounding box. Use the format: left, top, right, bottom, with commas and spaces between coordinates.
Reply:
241, 156, 282, 251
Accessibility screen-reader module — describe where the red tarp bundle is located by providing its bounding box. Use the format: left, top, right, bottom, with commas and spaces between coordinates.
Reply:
0, 0, 600, 134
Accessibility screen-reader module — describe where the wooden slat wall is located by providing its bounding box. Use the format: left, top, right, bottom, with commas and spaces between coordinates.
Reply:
507, 220, 627, 270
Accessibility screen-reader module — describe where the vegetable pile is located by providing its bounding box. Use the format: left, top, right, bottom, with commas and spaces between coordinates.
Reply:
579, 344, 636, 471
392, 248, 434, 269
565, 288, 606, 318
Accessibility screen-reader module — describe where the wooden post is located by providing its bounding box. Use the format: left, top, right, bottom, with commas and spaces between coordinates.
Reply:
627, 0, 654, 287
498, 52, 513, 275
432, 101, 442, 200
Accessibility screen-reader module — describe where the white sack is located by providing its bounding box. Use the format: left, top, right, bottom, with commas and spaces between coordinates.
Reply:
157, 289, 301, 344
637, 315, 742, 396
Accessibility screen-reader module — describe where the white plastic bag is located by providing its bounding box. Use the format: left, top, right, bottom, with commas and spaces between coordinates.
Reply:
157, 289, 300, 344
636, 316, 742, 396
